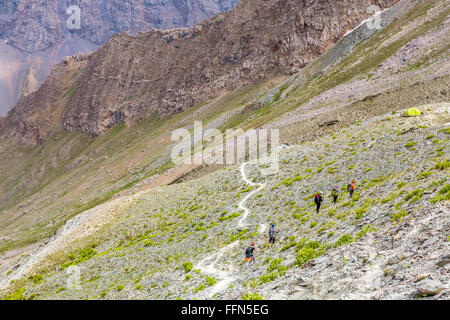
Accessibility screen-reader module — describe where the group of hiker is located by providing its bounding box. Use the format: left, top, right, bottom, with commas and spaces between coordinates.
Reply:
245, 224, 279, 265
314, 179, 356, 213
245, 180, 357, 266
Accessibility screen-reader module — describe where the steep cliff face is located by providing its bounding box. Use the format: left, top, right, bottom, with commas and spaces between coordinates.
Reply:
2, 0, 400, 143
65, 0, 401, 136
2, 54, 91, 145
0, 0, 239, 116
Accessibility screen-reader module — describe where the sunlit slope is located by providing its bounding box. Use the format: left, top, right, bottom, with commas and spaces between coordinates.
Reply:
0, 0, 449, 299
2, 103, 448, 300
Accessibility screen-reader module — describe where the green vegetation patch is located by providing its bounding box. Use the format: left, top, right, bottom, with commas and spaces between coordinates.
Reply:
404, 189, 423, 203
334, 234, 354, 247
62, 245, 98, 270
182, 262, 193, 273
242, 291, 264, 300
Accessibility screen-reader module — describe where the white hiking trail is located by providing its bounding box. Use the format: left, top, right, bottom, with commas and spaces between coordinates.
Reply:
195, 161, 267, 297
238, 162, 268, 233
195, 242, 239, 296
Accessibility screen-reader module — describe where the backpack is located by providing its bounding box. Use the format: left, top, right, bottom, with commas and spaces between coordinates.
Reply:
269, 227, 275, 238
347, 184, 351, 192
314, 194, 319, 204
245, 247, 252, 258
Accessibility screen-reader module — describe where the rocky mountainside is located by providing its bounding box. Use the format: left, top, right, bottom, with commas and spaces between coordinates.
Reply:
0, 0, 448, 300
3, 103, 449, 300
0, 0, 239, 116
1, 0, 400, 143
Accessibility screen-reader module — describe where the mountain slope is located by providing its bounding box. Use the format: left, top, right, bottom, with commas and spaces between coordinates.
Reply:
0, 0, 240, 116
3, 103, 449, 300
2, 0, 400, 141
0, 0, 449, 300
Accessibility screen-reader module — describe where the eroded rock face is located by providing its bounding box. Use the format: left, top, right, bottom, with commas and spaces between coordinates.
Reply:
2, 54, 92, 145
62, 0, 400, 136
2, 0, 401, 143
0, 0, 239, 116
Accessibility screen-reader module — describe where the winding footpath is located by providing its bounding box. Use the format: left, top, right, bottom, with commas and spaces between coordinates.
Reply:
195, 161, 267, 297
238, 162, 268, 233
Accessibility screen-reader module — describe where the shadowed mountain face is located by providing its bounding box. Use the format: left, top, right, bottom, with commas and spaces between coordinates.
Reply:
0, 35, 99, 116
0, 0, 240, 116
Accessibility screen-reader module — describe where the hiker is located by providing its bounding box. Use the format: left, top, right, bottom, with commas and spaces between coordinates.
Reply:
268, 224, 279, 245
347, 180, 356, 198
245, 242, 256, 266
331, 185, 340, 204
314, 191, 323, 213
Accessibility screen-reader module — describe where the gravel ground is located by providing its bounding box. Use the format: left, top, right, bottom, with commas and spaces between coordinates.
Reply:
3, 103, 447, 300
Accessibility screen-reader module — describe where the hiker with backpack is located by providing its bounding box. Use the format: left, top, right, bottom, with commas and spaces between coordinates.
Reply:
347, 180, 356, 198
245, 242, 256, 266
314, 191, 323, 213
268, 224, 279, 245
331, 185, 340, 204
